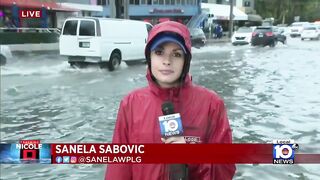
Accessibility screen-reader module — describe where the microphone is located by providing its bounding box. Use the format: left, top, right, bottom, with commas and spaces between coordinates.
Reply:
162, 101, 174, 115
159, 102, 188, 180
159, 102, 184, 137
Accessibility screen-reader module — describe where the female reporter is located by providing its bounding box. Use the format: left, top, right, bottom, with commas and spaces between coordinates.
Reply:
105, 21, 235, 180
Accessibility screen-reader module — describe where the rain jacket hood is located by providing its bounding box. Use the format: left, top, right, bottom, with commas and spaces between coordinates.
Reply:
145, 21, 192, 81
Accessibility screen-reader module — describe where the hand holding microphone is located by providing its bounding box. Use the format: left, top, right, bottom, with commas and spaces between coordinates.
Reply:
159, 101, 188, 180
161, 136, 186, 144
159, 102, 185, 143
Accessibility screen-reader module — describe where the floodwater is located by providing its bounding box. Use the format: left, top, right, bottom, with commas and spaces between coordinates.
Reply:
1, 37, 320, 179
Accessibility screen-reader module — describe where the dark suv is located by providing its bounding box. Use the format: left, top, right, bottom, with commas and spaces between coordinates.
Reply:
273, 27, 287, 44
251, 26, 278, 47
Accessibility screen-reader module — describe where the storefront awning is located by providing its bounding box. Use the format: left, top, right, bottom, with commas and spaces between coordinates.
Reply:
0, 0, 77, 11
60, 3, 103, 12
201, 3, 248, 21
247, 14, 263, 22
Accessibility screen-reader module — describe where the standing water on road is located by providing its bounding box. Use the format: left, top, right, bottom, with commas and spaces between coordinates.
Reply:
1, 38, 320, 179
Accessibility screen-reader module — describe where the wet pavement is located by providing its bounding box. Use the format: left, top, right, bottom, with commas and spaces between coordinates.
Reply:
1, 37, 320, 179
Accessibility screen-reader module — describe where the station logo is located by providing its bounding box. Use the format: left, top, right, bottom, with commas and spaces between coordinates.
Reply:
159, 113, 183, 137
273, 139, 299, 164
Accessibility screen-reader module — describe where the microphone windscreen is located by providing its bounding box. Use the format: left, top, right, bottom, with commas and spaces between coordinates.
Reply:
161, 102, 175, 115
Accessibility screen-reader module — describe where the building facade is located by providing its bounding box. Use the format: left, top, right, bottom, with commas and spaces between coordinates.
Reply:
203, 0, 255, 13
202, 0, 231, 5
0, 0, 105, 28
0, 0, 259, 28
128, 0, 200, 24
202, 0, 261, 25
93, 0, 201, 25
235, 0, 255, 14
0, 0, 80, 28
235, 0, 262, 24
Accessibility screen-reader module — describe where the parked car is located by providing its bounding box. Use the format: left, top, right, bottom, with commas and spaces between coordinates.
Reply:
189, 28, 206, 48
0, 45, 12, 66
276, 24, 290, 36
273, 27, 287, 44
59, 17, 152, 70
231, 26, 255, 45
251, 26, 278, 47
301, 25, 320, 40
289, 22, 310, 38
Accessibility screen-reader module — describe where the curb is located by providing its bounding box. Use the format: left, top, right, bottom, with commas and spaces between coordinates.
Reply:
206, 38, 230, 44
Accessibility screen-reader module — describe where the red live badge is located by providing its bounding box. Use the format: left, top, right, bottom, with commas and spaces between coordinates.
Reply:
19, 10, 42, 18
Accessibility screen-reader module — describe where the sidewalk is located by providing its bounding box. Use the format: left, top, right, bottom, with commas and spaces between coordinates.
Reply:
8, 43, 59, 52
206, 36, 230, 45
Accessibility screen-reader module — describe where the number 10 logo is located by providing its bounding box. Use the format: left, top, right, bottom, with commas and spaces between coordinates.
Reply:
273, 144, 296, 164
274, 144, 293, 159
162, 120, 178, 132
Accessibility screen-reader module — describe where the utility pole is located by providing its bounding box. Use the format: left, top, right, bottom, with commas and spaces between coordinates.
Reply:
228, 0, 234, 38
123, 0, 129, 19
110, 0, 116, 18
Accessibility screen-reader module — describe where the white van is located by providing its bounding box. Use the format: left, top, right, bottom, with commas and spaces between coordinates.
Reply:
59, 17, 152, 70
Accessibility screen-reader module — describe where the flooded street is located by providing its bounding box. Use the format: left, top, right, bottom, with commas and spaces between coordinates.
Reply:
1, 38, 320, 179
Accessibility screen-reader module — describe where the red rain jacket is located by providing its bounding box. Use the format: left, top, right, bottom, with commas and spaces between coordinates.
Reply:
106, 21, 235, 180
105, 72, 236, 180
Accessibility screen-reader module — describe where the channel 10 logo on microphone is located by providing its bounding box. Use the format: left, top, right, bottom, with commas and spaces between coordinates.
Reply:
158, 113, 183, 137
273, 140, 299, 164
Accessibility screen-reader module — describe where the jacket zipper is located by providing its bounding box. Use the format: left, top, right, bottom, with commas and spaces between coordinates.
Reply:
169, 89, 174, 102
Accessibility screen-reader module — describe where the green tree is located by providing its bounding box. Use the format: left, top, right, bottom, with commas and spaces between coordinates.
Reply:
255, 0, 320, 25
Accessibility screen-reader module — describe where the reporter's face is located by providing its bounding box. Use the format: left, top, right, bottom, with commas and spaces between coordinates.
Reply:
151, 42, 185, 88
